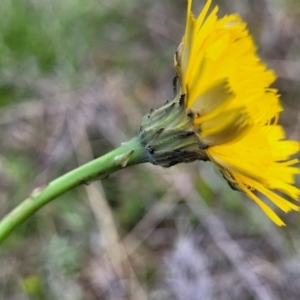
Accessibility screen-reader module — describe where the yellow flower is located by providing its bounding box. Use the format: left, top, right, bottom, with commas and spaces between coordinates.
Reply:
175, 0, 300, 225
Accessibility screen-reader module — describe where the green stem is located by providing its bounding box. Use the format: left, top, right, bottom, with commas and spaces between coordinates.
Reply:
0, 137, 148, 245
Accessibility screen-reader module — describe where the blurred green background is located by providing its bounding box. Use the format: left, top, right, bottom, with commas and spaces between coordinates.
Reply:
0, 0, 300, 299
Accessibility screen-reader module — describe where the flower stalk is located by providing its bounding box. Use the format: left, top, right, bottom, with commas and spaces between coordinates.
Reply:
0, 137, 148, 245
0, 93, 213, 246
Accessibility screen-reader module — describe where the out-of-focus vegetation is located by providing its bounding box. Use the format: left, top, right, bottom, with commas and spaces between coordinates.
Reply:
0, 0, 300, 299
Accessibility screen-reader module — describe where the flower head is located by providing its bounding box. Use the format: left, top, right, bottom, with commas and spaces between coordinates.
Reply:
174, 0, 300, 225
139, 0, 300, 225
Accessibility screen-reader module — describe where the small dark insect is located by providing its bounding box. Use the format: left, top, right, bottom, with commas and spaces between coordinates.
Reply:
147, 145, 154, 154
179, 94, 186, 107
